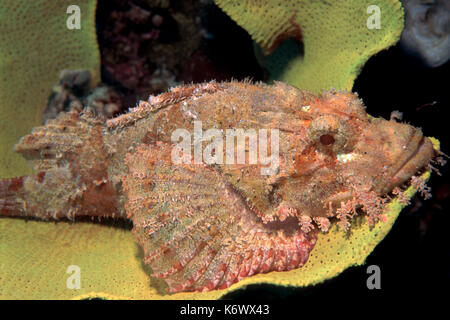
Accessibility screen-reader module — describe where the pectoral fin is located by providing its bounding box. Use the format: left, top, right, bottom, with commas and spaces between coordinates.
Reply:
123, 142, 317, 293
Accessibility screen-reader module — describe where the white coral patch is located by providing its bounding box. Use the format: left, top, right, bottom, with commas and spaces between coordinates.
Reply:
300, 105, 311, 112
336, 152, 358, 163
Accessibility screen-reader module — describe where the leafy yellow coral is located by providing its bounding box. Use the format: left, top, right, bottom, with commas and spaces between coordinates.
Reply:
0, 0, 100, 178
0, 0, 428, 300
0, 139, 438, 299
215, 0, 404, 93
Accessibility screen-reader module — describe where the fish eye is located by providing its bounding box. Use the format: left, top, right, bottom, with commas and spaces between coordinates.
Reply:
319, 134, 335, 146
308, 114, 355, 153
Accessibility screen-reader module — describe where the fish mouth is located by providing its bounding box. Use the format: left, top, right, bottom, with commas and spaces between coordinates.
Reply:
387, 135, 435, 192
321, 134, 436, 217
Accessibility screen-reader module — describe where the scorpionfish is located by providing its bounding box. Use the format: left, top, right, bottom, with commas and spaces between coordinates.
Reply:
0, 81, 437, 293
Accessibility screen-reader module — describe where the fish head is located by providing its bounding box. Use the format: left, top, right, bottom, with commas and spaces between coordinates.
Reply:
276, 90, 436, 225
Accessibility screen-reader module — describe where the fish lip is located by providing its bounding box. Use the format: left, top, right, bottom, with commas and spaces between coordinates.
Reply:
389, 136, 435, 190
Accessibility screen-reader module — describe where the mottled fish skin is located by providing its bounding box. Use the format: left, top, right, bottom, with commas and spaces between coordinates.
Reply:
0, 81, 436, 292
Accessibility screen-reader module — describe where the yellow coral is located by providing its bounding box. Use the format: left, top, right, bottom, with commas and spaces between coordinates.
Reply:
0, 0, 100, 178
0, 139, 438, 299
215, 0, 404, 93
0, 0, 430, 300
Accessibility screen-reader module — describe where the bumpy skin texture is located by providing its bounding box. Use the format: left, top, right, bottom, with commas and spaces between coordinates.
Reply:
0, 81, 435, 293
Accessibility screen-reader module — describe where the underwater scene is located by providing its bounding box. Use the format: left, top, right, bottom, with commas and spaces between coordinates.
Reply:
0, 0, 448, 307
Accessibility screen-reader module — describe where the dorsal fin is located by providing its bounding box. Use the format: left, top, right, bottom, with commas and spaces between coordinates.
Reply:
106, 81, 220, 130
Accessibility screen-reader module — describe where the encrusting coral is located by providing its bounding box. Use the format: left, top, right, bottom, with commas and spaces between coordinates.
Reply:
0, 0, 100, 178
42, 69, 122, 122
214, 0, 404, 93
